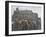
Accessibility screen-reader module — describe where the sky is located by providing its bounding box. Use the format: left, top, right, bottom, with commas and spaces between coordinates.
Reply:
11, 3, 42, 18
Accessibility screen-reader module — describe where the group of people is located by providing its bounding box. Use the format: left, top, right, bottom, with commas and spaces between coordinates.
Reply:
15, 19, 32, 30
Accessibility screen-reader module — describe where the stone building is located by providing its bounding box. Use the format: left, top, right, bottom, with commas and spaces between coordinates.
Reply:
12, 8, 41, 31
